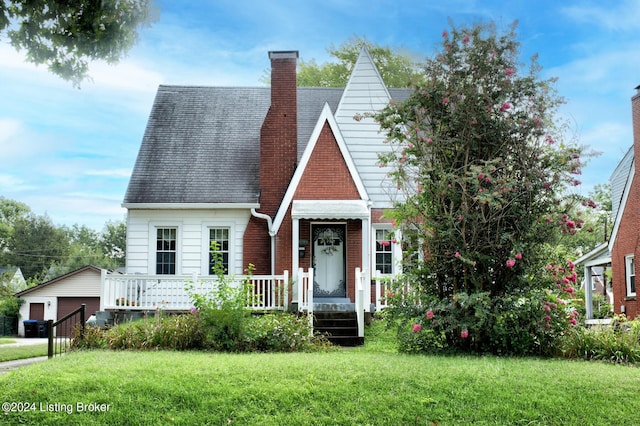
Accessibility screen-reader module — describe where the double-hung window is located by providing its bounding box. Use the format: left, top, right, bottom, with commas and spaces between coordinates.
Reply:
375, 229, 393, 275
156, 228, 177, 275
209, 228, 230, 274
625, 255, 636, 297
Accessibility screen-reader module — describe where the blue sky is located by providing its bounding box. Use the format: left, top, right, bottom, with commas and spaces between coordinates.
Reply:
1, 0, 639, 230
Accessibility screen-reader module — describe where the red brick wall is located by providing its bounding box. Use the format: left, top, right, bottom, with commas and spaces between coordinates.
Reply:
612, 91, 640, 318
294, 121, 360, 200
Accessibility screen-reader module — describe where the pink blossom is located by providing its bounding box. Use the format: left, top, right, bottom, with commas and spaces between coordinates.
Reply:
505, 68, 515, 77
569, 318, 577, 325
407, 143, 414, 149
506, 259, 516, 268
500, 102, 511, 112
413, 323, 422, 333
442, 30, 449, 39
462, 34, 470, 44
443, 97, 450, 105
545, 135, 555, 144
460, 330, 469, 339
454, 252, 461, 258
426, 137, 433, 143
386, 291, 394, 298
478, 173, 485, 180
380, 240, 391, 247
190, 306, 199, 314
544, 315, 551, 322
457, 215, 463, 221
391, 238, 397, 244
426, 310, 434, 319
515, 253, 523, 260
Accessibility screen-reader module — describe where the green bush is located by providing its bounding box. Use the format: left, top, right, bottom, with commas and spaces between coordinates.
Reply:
561, 317, 640, 364
71, 312, 205, 351
391, 289, 579, 357
240, 313, 326, 352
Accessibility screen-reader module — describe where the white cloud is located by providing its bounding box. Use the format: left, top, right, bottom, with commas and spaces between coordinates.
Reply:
84, 169, 132, 178
562, 0, 640, 31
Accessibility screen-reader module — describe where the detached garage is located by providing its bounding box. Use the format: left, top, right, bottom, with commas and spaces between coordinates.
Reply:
15, 265, 102, 337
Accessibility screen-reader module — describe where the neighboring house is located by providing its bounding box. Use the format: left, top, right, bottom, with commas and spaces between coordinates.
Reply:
0, 266, 27, 292
574, 243, 611, 319
609, 86, 640, 318
103, 47, 410, 320
15, 265, 102, 336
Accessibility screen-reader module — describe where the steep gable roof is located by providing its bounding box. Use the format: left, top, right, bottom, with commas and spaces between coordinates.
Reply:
124, 52, 411, 207
272, 103, 369, 233
334, 47, 403, 207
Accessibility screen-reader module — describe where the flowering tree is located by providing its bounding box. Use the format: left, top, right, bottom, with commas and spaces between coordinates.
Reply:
376, 21, 592, 299
375, 22, 592, 354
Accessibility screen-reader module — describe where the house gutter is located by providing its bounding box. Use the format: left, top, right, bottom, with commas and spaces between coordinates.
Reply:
251, 209, 276, 276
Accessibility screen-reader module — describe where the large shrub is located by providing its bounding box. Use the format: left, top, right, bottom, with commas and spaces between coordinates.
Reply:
375, 21, 595, 354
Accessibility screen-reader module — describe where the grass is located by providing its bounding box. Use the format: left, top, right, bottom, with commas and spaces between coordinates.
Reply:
0, 322, 639, 425
0, 344, 48, 362
0, 338, 16, 345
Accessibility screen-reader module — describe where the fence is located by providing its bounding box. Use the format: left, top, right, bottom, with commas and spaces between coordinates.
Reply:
0, 316, 17, 336
47, 304, 85, 358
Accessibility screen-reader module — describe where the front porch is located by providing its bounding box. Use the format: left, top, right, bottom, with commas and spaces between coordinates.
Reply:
100, 268, 396, 341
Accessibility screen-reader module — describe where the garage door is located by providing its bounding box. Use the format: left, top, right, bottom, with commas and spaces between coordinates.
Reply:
56, 297, 100, 337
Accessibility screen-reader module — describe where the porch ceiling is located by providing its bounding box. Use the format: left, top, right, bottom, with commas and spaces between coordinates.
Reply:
291, 200, 369, 220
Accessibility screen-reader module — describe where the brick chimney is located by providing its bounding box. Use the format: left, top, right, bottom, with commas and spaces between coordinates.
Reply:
259, 50, 299, 217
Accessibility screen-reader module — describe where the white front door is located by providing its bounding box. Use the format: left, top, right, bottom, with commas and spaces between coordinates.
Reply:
312, 224, 346, 298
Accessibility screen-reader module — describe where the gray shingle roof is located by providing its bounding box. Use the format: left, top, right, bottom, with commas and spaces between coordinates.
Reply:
124, 85, 411, 204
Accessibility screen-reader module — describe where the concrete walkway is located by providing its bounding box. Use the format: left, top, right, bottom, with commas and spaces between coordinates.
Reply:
0, 338, 50, 374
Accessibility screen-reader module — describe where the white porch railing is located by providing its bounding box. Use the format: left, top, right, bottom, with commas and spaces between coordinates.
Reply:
101, 270, 289, 311
374, 270, 393, 310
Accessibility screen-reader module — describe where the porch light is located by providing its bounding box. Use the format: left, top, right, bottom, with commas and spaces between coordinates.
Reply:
299, 246, 306, 258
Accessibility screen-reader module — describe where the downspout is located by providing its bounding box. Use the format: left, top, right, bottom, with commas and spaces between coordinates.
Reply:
251, 209, 276, 276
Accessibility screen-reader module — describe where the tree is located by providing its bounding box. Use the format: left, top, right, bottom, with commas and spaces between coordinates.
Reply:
4, 213, 70, 280
1, 0, 156, 86
376, 22, 593, 355
100, 220, 126, 264
0, 197, 30, 251
263, 36, 423, 88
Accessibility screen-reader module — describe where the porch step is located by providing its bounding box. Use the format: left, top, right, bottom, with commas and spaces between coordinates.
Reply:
313, 311, 363, 347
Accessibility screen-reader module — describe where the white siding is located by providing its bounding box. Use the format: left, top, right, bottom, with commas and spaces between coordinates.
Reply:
126, 209, 251, 275
335, 48, 400, 208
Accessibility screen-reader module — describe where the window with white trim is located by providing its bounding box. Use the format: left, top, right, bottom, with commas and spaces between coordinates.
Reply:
209, 228, 230, 274
156, 228, 177, 275
625, 255, 636, 296
375, 228, 393, 274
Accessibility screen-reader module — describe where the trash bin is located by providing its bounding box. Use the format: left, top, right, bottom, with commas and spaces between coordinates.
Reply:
23, 320, 37, 338
36, 320, 49, 338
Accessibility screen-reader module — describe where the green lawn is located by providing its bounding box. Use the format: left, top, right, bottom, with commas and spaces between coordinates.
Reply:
0, 344, 47, 362
0, 324, 639, 425
0, 338, 15, 345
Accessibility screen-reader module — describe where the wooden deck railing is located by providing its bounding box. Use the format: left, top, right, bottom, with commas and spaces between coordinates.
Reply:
101, 271, 290, 311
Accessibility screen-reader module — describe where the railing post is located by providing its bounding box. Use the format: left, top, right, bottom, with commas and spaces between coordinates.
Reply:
283, 270, 289, 310
374, 270, 381, 310
47, 320, 54, 359
80, 304, 86, 341
307, 268, 314, 328
356, 268, 364, 338
297, 268, 304, 312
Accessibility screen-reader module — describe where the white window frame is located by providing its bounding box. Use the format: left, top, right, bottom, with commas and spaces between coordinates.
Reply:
372, 226, 401, 276
625, 254, 636, 297
149, 223, 182, 275
201, 223, 235, 276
